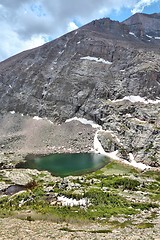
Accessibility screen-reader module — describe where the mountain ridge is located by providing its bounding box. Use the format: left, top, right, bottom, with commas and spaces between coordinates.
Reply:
1, 12, 160, 65
0, 13, 160, 118
123, 12, 160, 38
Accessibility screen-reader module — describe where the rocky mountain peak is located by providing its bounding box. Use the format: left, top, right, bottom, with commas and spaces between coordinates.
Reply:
81, 17, 129, 37
0, 13, 160, 119
123, 12, 160, 38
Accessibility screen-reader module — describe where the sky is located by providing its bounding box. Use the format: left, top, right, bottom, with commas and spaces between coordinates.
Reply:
0, 0, 160, 61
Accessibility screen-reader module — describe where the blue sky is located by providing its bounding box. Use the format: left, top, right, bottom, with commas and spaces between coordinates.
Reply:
108, 0, 160, 22
0, 0, 159, 61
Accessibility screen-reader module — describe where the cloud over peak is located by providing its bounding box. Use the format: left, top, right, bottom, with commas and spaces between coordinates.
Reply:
131, 0, 159, 14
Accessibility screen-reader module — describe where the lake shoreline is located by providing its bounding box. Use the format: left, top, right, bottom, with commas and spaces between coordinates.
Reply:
1, 112, 159, 172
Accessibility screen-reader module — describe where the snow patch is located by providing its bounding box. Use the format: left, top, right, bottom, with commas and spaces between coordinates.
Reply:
133, 117, 146, 123
129, 153, 134, 161
94, 130, 120, 160
77, 41, 81, 44
66, 117, 120, 159
155, 36, 160, 40
80, 56, 112, 65
129, 32, 137, 37
110, 95, 160, 104
146, 34, 152, 38
59, 50, 64, 54
48, 120, 53, 124
57, 196, 88, 207
33, 116, 42, 120
33, 116, 53, 124
128, 153, 150, 171
94, 130, 106, 155
10, 111, 15, 114
42, 90, 47, 97
105, 150, 120, 161
66, 117, 151, 170
44, 117, 53, 124
65, 117, 101, 129
126, 113, 132, 118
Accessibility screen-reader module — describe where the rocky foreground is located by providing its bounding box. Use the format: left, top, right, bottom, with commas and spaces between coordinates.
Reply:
0, 214, 160, 240
0, 162, 160, 240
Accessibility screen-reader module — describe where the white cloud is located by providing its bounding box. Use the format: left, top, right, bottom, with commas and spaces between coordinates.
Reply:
67, 22, 78, 32
23, 35, 48, 50
131, 0, 159, 14
0, 21, 47, 61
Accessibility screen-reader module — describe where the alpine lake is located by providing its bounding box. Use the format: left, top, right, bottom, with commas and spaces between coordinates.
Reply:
16, 153, 110, 177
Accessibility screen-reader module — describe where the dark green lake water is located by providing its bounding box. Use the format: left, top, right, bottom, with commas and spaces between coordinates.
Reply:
16, 153, 110, 177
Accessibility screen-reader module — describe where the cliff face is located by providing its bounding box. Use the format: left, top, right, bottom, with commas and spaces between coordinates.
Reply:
123, 13, 160, 38
0, 13, 160, 165
0, 13, 160, 119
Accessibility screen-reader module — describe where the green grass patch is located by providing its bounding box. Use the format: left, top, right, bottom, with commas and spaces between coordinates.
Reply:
146, 212, 158, 220
109, 220, 133, 228
149, 193, 160, 201
59, 227, 83, 232
135, 222, 154, 229
101, 161, 139, 176
59, 227, 112, 233
90, 229, 112, 233
100, 176, 140, 191
141, 170, 160, 181
131, 202, 159, 211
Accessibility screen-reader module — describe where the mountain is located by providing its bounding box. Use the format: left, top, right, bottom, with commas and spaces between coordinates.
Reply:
123, 13, 160, 39
0, 13, 160, 166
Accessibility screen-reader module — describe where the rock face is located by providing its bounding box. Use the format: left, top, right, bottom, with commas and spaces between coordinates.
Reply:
123, 13, 160, 39
0, 13, 160, 166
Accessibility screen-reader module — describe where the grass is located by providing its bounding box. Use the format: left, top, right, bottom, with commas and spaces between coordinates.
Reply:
146, 212, 158, 220
90, 229, 112, 233
108, 220, 133, 228
100, 176, 140, 191
59, 227, 112, 233
141, 170, 160, 181
0, 161, 159, 224
108, 220, 155, 229
135, 222, 154, 229
90, 161, 139, 176
59, 227, 80, 232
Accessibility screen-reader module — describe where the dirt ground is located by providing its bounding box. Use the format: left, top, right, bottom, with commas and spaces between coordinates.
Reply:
0, 112, 96, 158
0, 214, 160, 240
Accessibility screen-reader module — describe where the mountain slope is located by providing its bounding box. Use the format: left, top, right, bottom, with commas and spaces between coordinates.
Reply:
0, 13, 160, 166
123, 13, 160, 39
0, 14, 160, 119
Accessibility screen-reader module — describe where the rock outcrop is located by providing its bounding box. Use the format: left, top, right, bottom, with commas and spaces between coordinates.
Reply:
123, 13, 160, 40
